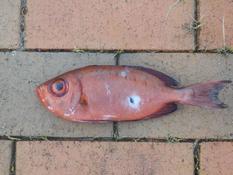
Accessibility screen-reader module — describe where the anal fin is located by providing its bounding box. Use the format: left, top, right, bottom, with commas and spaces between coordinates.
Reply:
144, 103, 177, 119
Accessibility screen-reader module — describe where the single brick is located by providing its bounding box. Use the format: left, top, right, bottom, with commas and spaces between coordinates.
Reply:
118, 53, 233, 138
0, 0, 20, 49
199, 0, 233, 50
25, 0, 194, 50
0, 141, 12, 175
0, 51, 115, 137
16, 141, 193, 175
200, 142, 233, 175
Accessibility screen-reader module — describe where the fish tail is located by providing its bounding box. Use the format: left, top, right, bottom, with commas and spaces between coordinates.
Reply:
177, 80, 231, 108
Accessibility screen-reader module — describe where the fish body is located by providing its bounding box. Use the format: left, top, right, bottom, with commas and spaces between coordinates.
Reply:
36, 65, 231, 122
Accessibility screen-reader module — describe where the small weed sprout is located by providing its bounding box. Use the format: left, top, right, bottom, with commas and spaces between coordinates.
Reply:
114, 50, 124, 58
217, 47, 233, 56
73, 48, 85, 53
183, 15, 204, 34
218, 16, 233, 56
167, 135, 183, 143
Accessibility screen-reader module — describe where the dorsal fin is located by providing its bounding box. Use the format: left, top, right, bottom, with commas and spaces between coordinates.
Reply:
128, 66, 178, 87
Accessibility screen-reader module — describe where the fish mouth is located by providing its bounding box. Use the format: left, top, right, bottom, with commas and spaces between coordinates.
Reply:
35, 85, 42, 100
35, 85, 50, 109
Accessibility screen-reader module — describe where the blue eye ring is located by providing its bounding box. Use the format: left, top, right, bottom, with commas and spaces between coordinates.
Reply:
49, 78, 69, 97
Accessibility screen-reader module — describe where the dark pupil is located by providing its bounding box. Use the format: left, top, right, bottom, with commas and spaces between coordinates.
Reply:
55, 82, 64, 91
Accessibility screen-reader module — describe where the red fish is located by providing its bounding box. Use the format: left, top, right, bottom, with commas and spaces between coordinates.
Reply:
36, 65, 231, 122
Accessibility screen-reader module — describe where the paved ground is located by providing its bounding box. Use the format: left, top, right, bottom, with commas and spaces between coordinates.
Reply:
0, 0, 233, 174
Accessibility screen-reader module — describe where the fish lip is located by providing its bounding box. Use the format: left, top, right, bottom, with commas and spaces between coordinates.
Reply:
35, 85, 50, 109
35, 85, 42, 101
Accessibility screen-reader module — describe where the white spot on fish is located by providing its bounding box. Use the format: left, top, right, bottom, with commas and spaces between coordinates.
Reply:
105, 83, 111, 95
127, 95, 141, 110
48, 106, 54, 111
119, 70, 128, 78
64, 107, 76, 117
41, 96, 49, 103
64, 112, 71, 117
69, 107, 76, 115
102, 115, 116, 120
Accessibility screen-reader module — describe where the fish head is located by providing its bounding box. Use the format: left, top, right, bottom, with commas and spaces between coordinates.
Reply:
36, 71, 82, 119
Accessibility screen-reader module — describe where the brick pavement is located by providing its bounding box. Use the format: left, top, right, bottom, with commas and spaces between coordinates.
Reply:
0, 0, 20, 49
200, 142, 233, 175
25, 0, 194, 50
199, 0, 233, 50
16, 141, 193, 175
0, 141, 12, 175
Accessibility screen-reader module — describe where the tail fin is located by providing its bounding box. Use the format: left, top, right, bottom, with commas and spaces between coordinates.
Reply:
179, 80, 231, 108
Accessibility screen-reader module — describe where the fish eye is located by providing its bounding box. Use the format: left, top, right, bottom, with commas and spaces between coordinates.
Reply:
49, 78, 68, 97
